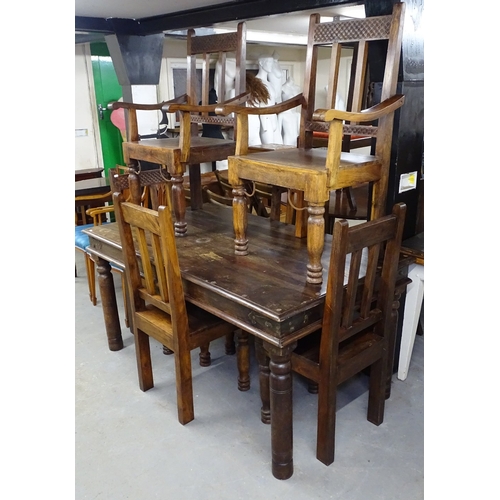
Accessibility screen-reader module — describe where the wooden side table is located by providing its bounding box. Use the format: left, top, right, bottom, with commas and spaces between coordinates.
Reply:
75, 168, 104, 181
397, 232, 424, 381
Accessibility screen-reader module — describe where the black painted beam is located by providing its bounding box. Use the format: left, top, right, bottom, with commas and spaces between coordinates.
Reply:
75, 16, 143, 36
75, 0, 359, 36
141, 0, 358, 34
75, 16, 115, 34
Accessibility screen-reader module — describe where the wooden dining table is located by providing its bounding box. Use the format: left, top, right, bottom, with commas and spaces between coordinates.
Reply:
83, 203, 410, 480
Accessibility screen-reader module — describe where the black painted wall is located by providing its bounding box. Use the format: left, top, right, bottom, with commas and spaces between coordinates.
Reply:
365, 0, 424, 239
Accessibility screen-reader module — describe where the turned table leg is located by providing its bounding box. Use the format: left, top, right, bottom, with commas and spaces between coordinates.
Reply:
306, 203, 325, 285
264, 341, 297, 480
170, 173, 187, 236
233, 184, 248, 255
95, 256, 123, 351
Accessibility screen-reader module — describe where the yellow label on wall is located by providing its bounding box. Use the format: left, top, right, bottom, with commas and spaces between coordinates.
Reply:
399, 171, 418, 193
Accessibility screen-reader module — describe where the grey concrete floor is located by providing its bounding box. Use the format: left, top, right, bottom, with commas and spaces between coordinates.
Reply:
75, 250, 423, 499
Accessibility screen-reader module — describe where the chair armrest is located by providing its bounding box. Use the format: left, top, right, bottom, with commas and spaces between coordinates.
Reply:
313, 94, 405, 123
215, 94, 304, 117
86, 205, 114, 216
213, 92, 253, 116
108, 94, 188, 112
86, 205, 115, 226
168, 91, 255, 115
75, 191, 112, 203
166, 102, 218, 114
108, 96, 188, 141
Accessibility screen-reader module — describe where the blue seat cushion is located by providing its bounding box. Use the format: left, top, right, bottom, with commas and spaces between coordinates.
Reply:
75, 224, 94, 250
75, 224, 122, 272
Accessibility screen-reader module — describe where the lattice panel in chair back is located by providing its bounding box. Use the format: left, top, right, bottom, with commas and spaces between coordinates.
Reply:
314, 15, 393, 44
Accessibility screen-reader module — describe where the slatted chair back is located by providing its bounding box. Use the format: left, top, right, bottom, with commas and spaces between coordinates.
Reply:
325, 204, 405, 349
187, 23, 247, 132
300, 4, 404, 162
115, 195, 182, 319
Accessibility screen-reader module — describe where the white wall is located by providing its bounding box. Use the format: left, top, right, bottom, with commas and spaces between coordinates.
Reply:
75, 44, 103, 171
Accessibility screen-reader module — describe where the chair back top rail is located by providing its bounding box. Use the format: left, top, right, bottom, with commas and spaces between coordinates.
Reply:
109, 166, 170, 210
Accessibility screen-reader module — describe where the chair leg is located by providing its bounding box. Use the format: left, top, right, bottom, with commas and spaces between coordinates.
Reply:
386, 289, 403, 399
285, 191, 296, 224
237, 330, 250, 391
367, 357, 386, 426
307, 381, 319, 394
345, 187, 358, 212
134, 328, 154, 392
225, 331, 236, 355
85, 254, 97, 306
315, 363, 337, 466
199, 343, 211, 366
174, 347, 195, 425
120, 272, 129, 328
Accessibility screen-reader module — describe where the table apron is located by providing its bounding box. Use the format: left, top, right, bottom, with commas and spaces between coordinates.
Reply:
183, 280, 323, 348
87, 240, 125, 270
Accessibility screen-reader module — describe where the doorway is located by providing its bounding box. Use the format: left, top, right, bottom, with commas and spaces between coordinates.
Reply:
90, 42, 124, 178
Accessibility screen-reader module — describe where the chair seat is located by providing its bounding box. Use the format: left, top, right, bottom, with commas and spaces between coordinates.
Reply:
230, 149, 381, 200
135, 301, 234, 350
125, 136, 236, 167
292, 330, 385, 386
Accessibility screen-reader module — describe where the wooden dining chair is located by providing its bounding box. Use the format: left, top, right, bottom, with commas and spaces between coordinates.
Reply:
216, 2, 405, 284
290, 202, 406, 466
109, 22, 247, 237
89, 166, 230, 362
113, 192, 242, 425
75, 189, 112, 305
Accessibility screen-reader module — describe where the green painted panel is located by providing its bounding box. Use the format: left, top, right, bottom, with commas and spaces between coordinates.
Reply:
90, 42, 124, 178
